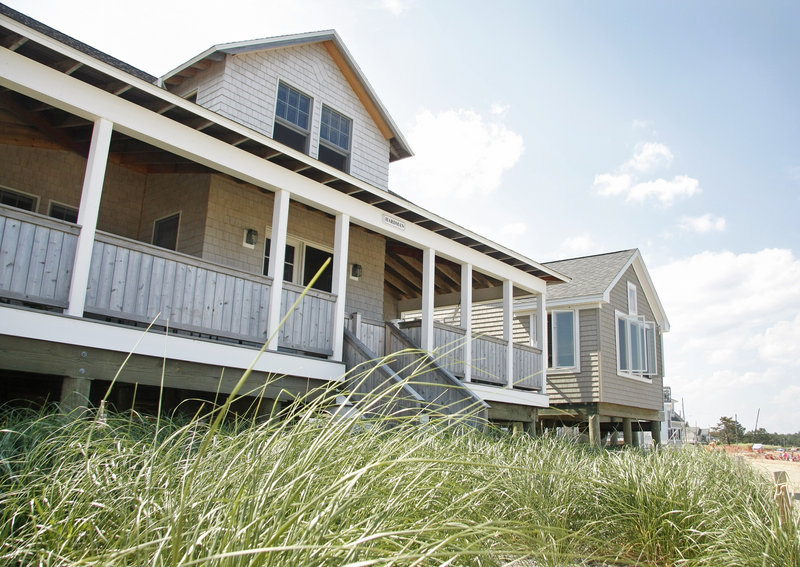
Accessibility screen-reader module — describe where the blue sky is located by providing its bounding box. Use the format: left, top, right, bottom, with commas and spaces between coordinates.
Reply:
8, 0, 799, 433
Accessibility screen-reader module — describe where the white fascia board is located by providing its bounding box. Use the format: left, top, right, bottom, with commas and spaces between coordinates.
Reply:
0, 306, 345, 381
631, 255, 670, 332
467, 383, 549, 408
0, 48, 547, 294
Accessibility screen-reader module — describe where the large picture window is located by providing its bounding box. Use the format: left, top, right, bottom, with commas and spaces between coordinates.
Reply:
617, 312, 657, 378
547, 310, 578, 371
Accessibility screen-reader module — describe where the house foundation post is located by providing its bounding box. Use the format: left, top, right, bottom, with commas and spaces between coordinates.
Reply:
588, 414, 601, 448
623, 417, 633, 445
67, 118, 113, 317
524, 408, 539, 436
651, 420, 662, 447
511, 421, 523, 436
60, 376, 92, 414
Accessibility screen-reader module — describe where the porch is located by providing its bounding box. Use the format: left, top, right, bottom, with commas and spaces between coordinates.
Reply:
0, 204, 336, 357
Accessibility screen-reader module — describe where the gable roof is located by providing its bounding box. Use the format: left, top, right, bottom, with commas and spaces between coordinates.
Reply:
543, 249, 637, 302
523, 249, 669, 330
160, 30, 413, 163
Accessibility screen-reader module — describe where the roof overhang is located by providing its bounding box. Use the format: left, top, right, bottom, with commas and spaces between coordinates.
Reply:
159, 30, 413, 162
0, 8, 568, 288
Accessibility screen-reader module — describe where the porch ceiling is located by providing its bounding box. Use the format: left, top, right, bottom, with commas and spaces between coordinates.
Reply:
0, 9, 568, 286
384, 241, 503, 301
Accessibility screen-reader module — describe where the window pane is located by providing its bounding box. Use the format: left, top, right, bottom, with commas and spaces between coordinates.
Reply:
153, 214, 179, 250
263, 238, 295, 282
302, 245, 333, 292
0, 188, 36, 211
618, 316, 629, 371
646, 322, 657, 375
554, 311, 575, 368
321, 106, 352, 151
630, 320, 645, 372
275, 83, 311, 131
49, 203, 78, 223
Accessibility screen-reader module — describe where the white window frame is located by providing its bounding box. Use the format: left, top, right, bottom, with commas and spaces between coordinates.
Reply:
318, 104, 352, 173
152, 212, 181, 251
48, 200, 79, 223
616, 309, 658, 381
627, 281, 638, 315
273, 81, 313, 153
547, 309, 580, 374
262, 229, 334, 292
0, 185, 39, 213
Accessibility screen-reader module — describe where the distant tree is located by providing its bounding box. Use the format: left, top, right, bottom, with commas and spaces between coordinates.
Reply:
711, 416, 745, 445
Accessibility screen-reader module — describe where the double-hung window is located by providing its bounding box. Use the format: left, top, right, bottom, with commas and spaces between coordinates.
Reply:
547, 310, 578, 371
273, 82, 312, 153
318, 105, 352, 172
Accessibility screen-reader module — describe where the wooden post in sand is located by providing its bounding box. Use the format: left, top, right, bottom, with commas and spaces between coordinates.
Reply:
774, 471, 791, 526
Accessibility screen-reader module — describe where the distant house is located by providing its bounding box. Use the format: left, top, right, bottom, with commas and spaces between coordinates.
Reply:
0, 5, 567, 424
515, 249, 670, 444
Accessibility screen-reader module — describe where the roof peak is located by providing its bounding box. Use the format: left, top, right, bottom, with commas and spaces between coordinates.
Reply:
543, 248, 638, 266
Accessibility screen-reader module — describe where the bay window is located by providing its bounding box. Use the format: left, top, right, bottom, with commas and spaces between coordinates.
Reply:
617, 312, 657, 378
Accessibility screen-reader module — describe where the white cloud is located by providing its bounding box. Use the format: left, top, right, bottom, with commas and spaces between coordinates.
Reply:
594, 173, 632, 197
390, 108, 524, 211
625, 142, 673, 173
378, 0, 412, 15
679, 214, 727, 233
651, 248, 800, 432
594, 140, 699, 206
627, 176, 700, 204
555, 234, 604, 258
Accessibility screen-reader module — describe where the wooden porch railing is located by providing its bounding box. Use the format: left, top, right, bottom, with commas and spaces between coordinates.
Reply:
397, 319, 543, 391
0, 208, 336, 356
0, 205, 78, 308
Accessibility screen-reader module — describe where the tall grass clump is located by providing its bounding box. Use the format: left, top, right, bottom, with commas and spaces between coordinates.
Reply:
1, 376, 797, 566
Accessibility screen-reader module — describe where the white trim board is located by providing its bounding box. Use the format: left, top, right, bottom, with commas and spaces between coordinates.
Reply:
0, 305, 345, 382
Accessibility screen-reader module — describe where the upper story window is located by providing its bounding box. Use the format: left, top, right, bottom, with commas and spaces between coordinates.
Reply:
318, 105, 352, 173
627, 282, 638, 315
0, 187, 37, 212
273, 82, 312, 153
547, 310, 579, 372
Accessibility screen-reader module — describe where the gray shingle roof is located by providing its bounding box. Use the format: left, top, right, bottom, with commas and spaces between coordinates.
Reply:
543, 249, 637, 301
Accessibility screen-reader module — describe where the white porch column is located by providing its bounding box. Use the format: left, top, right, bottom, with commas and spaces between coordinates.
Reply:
503, 279, 514, 388
67, 118, 113, 317
461, 263, 473, 382
421, 247, 435, 352
266, 189, 290, 350
536, 291, 547, 394
331, 213, 350, 360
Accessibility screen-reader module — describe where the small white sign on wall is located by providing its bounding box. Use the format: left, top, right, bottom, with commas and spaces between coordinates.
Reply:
382, 214, 405, 231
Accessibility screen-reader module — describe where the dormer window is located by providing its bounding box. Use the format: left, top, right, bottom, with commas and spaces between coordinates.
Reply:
273, 82, 312, 153
319, 105, 351, 172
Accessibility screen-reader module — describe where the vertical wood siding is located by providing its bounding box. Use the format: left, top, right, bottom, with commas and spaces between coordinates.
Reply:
0, 206, 78, 308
